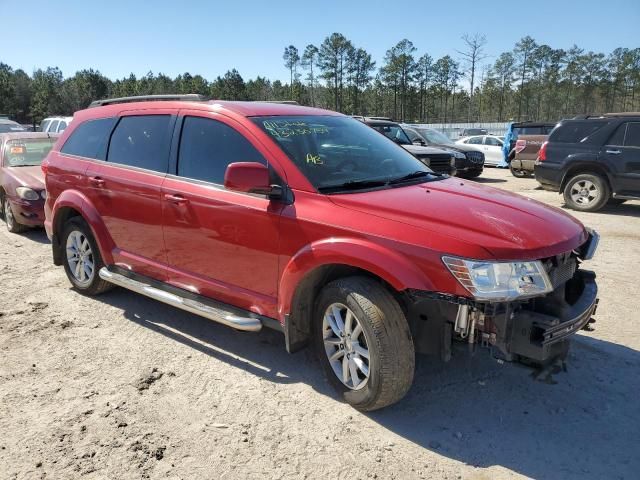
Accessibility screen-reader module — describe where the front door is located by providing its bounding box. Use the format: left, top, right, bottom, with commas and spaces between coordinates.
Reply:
161, 112, 282, 317
84, 111, 175, 280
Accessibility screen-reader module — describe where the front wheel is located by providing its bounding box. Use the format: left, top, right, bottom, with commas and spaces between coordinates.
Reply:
3, 197, 27, 233
314, 276, 415, 411
563, 173, 610, 212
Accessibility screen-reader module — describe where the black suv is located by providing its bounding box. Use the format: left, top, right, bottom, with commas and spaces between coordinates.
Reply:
403, 125, 485, 179
535, 113, 640, 211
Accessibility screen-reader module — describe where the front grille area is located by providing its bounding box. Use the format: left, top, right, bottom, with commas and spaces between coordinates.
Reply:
466, 151, 485, 164
418, 154, 452, 173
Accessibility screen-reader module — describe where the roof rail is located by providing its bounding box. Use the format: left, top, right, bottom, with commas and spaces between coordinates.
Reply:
603, 112, 640, 117
88, 94, 207, 108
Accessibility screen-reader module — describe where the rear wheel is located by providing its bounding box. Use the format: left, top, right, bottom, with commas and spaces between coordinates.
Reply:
3, 197, 27, 233
510, 163, 532, 178
563, 173, 610, 212
61, 217, 112, 295
314, 276, 415, 411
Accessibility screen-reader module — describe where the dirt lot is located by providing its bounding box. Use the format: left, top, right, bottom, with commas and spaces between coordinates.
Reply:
1, 168, 639, 480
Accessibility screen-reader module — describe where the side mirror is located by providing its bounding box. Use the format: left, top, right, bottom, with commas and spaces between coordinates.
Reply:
224, 162, 276, 196
412, 139, 425, 146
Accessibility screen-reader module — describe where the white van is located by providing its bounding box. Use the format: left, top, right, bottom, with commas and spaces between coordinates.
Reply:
40, 116, 73, 133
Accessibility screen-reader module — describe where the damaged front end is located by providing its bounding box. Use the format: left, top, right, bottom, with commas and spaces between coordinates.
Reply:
407, 230, 599, 367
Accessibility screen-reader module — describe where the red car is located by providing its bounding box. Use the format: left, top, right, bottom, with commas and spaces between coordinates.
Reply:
43, 95, 599, 410
0, 132, 57, 233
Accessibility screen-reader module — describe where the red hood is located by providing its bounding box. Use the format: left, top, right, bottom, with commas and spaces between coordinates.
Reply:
5, 166, 45, 189
329, 178, 587, 260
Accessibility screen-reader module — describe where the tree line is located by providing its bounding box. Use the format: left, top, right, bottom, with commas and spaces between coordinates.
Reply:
1, 33, 638, 126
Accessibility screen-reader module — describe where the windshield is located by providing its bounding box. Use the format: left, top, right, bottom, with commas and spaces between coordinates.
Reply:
416, 128, 453, 145
0, 123, 26, 133
5, 138, 55, 167
369, 124, 411, 145
253, 115, 440, 193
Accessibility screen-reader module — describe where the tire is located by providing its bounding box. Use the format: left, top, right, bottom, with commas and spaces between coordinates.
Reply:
61, 217, 113, 295
313, 276, 415, 411
510, 163, 532, 178
3, 197, 28, 233
563, 173, 610, 212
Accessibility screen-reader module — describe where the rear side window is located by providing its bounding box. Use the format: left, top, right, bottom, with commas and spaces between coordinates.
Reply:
177, 116, 267, 185
61, 117, 117, 160
57, 121, 67, 132
624, 123, 640, 148
48, 120, 59, 133
484, 137, 502, 146
40, 120, 51, 132
107, 115, 172, 172
467, 137, 483, 145
550, 121, 606, 143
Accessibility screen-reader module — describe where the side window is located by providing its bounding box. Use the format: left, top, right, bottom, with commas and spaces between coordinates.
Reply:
48, 120, 59, 133
607, 123, 626, 146
40, 120, 51, 132
485, 136, 502, 146
468, 136, 483, 145
107, 115, 172, 172
57, 121, 67, 133
178, 116, 267, 185
624, 123, 640, 148
61, 117, 117, 160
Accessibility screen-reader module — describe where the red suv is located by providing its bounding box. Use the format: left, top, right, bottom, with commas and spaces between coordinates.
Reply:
43, 95, 600, 410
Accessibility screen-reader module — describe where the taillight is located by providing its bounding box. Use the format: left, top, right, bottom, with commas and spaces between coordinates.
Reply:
538, 141, 548, 161
515, 139, 526, 153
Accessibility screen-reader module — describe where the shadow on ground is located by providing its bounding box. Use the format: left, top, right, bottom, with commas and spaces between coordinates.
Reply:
100, 288, 640, 480
19, 228, 50, 244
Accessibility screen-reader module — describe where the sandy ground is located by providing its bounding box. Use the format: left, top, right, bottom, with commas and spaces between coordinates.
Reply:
1, 168, 639, 480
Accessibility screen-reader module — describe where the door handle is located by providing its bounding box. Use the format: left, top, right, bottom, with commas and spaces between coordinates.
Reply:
606, 149, 621, 155
89, 176, 105, 187
164, 193, 188, 205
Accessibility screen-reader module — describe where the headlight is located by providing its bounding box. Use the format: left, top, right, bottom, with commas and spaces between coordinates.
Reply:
443, 256, 553, 301
40, 190, 47, 200
16, 187, 40, 201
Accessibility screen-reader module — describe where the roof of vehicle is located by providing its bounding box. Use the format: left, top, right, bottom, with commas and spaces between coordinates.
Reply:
363, 118, 400, 127
0, 119, 21, 125
81, 95, 337, 119
512, 121, 556, 127
42, 116, 73, 120
0, 132, 58, 140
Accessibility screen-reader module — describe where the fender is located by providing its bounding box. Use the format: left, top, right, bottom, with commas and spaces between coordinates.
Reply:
51, 190, 116, 265
278, 237, 434, 319
560, 156, 612, 190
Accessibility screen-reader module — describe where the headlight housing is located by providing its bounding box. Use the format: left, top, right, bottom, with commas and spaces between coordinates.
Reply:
16, 187, 40, 201
443, 256, 553, 301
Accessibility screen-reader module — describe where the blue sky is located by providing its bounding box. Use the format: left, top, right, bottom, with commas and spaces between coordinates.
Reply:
2, 0, 638, 82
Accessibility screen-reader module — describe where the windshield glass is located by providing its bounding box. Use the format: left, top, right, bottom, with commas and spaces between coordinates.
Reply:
416, 128, 453, 145
5, 138, 56, 166
253, 115, 439, 192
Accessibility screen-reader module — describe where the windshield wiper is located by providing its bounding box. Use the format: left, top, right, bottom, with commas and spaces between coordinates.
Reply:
388, 170, 440, 185
318, 178, 389, 193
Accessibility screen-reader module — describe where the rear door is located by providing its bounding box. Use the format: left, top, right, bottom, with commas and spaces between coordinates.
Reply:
602, 122, 640, 196
161, 111, 282, 316
84, 110, 176, 280
482, 136, 504, 164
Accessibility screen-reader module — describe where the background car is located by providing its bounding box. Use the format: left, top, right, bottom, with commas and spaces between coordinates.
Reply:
456, 135, 504, 166
363, 119, 456, 175
40, 116, 73, 134
403, 125, 484, 179
505, 121, 557, 177
461, 128, 488, 136
535, 113, 640, 211
0, 132, 57, 233
0, 119, 26, 133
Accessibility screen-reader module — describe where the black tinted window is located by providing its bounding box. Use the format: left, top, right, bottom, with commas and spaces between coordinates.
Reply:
61, 117, 117, 160
625, 123, 640, 148
178, 116, 266, 184
550, 121, 606, 143
608, 124, 626, 146
108, 115, 172, 172
57, 121, 67, 132
49, 120, 59, 132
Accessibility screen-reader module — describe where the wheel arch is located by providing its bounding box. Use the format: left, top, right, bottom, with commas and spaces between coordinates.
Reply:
279, 238, 433, 352
50, 190, 115, 266
560, 162, 613, 193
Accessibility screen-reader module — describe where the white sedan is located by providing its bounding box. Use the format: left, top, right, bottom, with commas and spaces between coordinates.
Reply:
456, 135, 505, 166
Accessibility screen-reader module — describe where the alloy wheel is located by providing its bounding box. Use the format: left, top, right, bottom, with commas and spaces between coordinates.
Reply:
322, 303, 371, 390
570, 179, 599, 206
66, 230, 95, 287
5, 199, 15, 230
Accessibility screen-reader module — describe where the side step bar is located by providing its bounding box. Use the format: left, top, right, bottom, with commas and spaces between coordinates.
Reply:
98, 267, 262, 332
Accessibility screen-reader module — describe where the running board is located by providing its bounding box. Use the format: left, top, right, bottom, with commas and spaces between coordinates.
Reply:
98, 267, 262, 332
